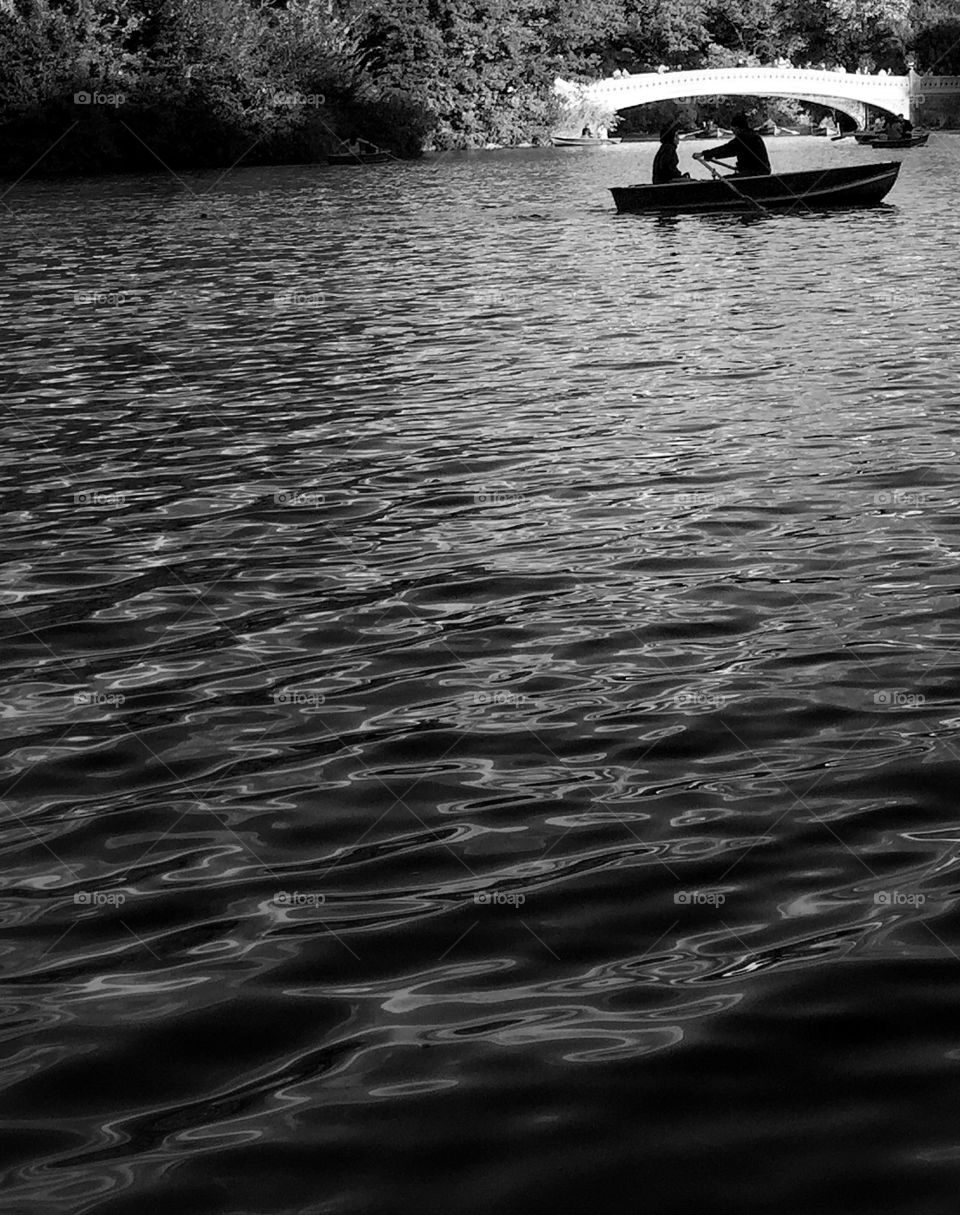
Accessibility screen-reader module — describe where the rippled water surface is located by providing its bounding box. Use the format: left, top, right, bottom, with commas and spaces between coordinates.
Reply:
4, 136, 960, 1214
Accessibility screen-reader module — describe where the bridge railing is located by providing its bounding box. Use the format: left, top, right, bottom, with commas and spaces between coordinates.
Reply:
586, 67, 960, 98
915, 76, 960, 92
588, 68, 910, 93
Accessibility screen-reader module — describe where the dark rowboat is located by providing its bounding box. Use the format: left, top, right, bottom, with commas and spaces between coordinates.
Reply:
859, 132, 929, 149
326, 151, 391, 165
551, 135, 622, 146
610, 161, 901, 214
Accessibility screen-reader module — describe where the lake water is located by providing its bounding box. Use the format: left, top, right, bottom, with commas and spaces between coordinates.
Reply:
4, 135, 960, 1214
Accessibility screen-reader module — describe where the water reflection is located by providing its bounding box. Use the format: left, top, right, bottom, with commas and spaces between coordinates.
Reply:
2, 137, 960, 1214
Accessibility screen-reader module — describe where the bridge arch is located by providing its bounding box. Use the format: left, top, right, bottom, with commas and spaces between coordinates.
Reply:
558, 67, 916, 127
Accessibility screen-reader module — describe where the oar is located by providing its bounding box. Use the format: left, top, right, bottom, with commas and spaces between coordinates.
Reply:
694, 154, 769, 214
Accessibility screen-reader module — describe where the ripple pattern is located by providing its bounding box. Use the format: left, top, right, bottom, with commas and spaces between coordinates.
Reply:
3, 139, 960, 1214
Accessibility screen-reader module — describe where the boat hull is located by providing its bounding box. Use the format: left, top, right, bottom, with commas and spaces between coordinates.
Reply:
860, 133, 929, 149
327, 152, 391, 165
610, 161, 901, 214
551, 136, 622, 146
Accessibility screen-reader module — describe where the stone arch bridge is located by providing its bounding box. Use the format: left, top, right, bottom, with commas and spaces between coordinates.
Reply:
558, 67, 960, 127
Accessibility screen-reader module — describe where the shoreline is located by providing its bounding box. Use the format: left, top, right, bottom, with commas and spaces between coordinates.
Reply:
2, 128, 956, 181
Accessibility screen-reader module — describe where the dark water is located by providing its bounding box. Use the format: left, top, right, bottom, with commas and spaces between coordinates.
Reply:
3, 136, 960, 1214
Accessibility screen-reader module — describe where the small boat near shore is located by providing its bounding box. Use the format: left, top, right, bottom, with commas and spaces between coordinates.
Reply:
326, 151, 391, 165
551, 135, 622, 147
681, 127, 730, 140
855, 132, 929, 149
757, 122, 800, 136
610, 161, 901, 214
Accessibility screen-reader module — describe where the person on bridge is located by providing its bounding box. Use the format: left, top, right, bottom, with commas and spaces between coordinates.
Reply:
694, 113, 771, 176
652, 122, 691, 184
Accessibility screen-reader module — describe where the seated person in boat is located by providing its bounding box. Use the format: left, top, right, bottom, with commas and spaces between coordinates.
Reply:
652, 122, 690, 184
884, 113, 913, 139
346, 134, 378, 155
581, 124, 593, 137
695, 112, 771, 175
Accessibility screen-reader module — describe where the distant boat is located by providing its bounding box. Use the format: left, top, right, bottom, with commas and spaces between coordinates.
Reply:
857, 132, 929, 149
326, 151, 391, 165
682, 127, 731, 139
551, 135, 622, 146
610, 160, 901, 214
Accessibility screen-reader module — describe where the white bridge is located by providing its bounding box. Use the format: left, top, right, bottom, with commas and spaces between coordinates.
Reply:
559, 67, 960, 127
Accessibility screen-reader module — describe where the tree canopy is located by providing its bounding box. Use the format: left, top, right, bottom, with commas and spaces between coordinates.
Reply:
0, 0, 954, 172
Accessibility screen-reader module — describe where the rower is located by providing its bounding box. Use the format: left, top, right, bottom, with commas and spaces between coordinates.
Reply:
345, 134, 378, 155
694, 112, 771, 176
652, 122, 690, 184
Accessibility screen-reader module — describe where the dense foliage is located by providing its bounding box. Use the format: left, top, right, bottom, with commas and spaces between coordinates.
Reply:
0, 0, 956, 174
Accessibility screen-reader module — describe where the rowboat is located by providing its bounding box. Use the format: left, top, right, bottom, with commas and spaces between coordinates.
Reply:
610, 161, 901, 214
551, 136, 622, 147
326, 151, 391, 165
681, 127, 730, 140
857, 132, 929, 149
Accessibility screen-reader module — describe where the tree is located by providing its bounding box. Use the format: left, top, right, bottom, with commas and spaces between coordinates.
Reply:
704, 0, 777, 57
774, 0, 908, 68
619, 0, 711, 67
